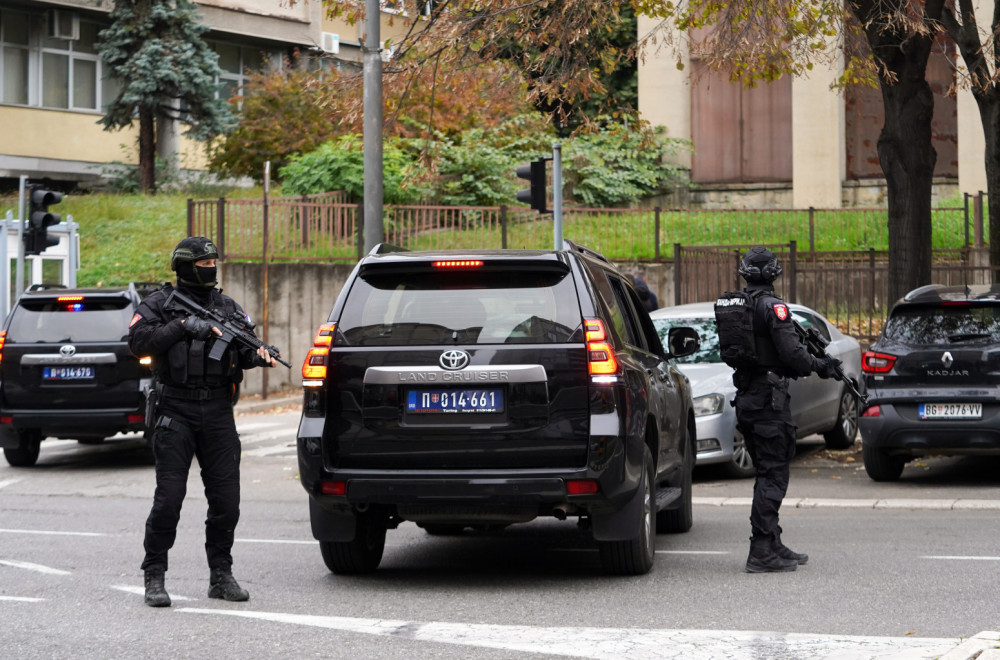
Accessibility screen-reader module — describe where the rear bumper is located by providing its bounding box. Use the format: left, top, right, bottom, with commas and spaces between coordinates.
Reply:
1, 408, 146, 439
860, 402, 1000, 455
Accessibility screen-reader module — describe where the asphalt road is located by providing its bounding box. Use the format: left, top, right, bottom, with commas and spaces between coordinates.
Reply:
1, 405, 997, 659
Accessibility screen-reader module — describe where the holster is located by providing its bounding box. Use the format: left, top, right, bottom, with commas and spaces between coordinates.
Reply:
145, 381, 163, 429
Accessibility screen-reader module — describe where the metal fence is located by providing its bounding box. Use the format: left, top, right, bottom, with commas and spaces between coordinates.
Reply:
188, 193, 990, 341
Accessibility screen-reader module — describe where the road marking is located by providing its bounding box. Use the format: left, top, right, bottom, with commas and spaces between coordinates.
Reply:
177, 609, 960, 659
922, 555, 1000, 561
0, 560, 71, 575
112, 585, 196, 601
0, 595, 44, 602
0, 528, 104, 537
237, 422, 286, 433
243, 444, 295, 458
551, 549, 728, 556
695, 496, 1000, 511
0, 478, 23, 489
235, 538, 314, 545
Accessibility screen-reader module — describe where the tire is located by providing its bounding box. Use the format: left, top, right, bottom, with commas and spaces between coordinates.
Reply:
658, 422, 694, 533
721, 430, 755, 479
823, 386, 859, 450
862, 442, 905, 482
3, 430, 42, 467
598, 445, 655, 575
319, 512, 387, 574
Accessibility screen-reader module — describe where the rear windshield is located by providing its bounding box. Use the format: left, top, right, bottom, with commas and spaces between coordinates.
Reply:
7, 299, 133, 343
337, 268, 582, 345
883, 304, 1000, 345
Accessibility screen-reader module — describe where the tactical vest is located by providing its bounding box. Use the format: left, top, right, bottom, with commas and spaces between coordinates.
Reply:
714, 290, 760, 370
159, 286, 243, 387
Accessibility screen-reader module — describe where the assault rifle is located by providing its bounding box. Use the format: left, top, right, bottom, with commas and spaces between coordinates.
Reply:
792, 320, 867, 406
165, 288, 291, 368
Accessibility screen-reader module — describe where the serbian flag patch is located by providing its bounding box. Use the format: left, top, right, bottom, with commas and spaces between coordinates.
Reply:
773, 303, 789, 321
129, 313, 142, 328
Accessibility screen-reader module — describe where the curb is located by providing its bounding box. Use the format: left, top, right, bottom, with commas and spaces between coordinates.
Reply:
693, 496, 1000, 511
939, 631, 1000, 660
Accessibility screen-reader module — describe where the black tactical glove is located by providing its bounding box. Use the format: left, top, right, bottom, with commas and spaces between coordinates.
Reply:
183, 315, 214, 341
816, 356, 841, 379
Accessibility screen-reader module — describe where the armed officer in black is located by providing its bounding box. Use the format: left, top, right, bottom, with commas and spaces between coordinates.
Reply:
732, 247, 839, 573
129, 237, 274, 607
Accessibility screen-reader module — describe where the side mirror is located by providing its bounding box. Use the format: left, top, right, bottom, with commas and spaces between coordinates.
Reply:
667, 326, 700, 359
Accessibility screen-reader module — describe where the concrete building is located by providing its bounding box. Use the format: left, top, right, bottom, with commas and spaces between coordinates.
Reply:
0, 0, 423, 190
637, 14, 989, 208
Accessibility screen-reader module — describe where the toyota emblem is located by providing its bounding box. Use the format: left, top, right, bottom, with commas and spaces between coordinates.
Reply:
439, 349, 470, 370
941, 351, 953, 368
60, 345, 76, 357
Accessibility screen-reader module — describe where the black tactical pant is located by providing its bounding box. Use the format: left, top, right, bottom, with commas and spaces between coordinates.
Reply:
141, 394, 241, 574
734, 375, 796, 542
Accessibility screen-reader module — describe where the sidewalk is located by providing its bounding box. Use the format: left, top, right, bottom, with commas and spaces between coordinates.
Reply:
940, 631, 1000, 660
234, 390, 301, 415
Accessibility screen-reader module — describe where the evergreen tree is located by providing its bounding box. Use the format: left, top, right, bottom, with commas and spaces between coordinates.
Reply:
97, 0, 233, 193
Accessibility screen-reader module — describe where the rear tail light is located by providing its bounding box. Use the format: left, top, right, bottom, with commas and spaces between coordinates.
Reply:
127, 414, 145, 424
862, 351, 896, 373
0, 415, 11, 425
565, 479, 600, 495
861, 405, 881, 417
0, 330, 6, 364
584, 319, 619, 377
302, 323, 336, 380
432, 260, 483, 268
320, 481, 346, 496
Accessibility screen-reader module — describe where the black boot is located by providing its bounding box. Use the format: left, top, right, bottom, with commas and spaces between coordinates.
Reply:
773, 531, 808, 565
208, 567, 249, 602
745, 538, 797, 573
143, 571, 171, 607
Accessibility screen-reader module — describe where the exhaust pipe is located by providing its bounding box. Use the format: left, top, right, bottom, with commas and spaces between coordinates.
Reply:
552, 503, 569, 521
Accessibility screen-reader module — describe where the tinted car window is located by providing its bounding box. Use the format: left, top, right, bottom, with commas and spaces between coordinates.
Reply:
882, 304, 1000, 345
654, 317, 720, 364
338, 269, 582, 345
7, 300, 133, 343
791, 310, 830, 341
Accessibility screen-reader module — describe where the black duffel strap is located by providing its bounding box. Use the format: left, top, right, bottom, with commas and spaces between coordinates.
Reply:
161, 384, 232, 401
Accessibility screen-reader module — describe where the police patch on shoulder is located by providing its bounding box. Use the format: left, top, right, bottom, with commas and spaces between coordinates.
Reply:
129, 313, 142, 328
772, 303, 789, 321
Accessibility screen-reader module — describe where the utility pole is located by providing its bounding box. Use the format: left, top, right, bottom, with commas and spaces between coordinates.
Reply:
362, 0, 384, 251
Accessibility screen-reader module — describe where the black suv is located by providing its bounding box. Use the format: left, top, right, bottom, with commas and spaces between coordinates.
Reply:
0, 283, 157, 467
297, 242, 700, 575
860, 283, 1000, 481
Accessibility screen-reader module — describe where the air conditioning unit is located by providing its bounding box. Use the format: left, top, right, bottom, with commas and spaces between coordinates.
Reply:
320, 32, 339, 54
48, 10, 80, 40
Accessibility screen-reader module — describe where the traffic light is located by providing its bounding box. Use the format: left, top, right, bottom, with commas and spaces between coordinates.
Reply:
25, 185, 62, 255
516, 158, 549, 213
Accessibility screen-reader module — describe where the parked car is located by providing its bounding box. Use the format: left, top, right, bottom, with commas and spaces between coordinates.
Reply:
649, 301, 862, 478
0, 282, 158, 467
296, 242, 701, 575
860, 283, 1000, 481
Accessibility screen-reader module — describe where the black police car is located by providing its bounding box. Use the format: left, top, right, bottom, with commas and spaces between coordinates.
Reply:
297, 242, 700, 575
0, 283, 157, 467
860, 283, 1000, 481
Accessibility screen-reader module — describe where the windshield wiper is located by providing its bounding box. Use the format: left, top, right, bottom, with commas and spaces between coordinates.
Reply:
947, 332, 992, 342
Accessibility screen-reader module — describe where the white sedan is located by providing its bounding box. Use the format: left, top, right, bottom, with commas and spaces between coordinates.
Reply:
650, 302, 863, 478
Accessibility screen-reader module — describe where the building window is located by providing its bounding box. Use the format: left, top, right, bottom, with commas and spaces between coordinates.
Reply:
210, 42, 281, 108
0, 9, 105, 112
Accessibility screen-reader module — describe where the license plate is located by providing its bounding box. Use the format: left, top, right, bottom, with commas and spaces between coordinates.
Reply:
43, 366, 95, 380
919, 402, 982, 419
407, 389, 503, 414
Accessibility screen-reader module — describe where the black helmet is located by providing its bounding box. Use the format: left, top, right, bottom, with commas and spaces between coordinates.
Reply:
171, 237, 219, 271
739, 247, 782, 283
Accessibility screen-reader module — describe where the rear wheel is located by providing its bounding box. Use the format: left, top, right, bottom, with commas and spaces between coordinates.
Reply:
598, 445, 655, 575
862, 443, 905, 482
319, 511, 387, 574
823, 387, 859, 450
3, 430, 42, 467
